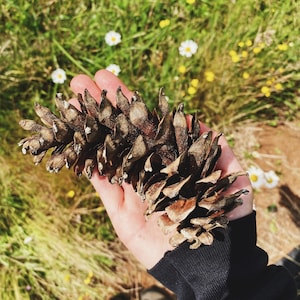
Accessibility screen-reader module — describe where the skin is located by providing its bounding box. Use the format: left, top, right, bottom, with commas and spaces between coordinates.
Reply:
69, 69, 254, 269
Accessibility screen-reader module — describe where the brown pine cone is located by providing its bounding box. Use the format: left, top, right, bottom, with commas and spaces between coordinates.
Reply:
19, 88, 248, 249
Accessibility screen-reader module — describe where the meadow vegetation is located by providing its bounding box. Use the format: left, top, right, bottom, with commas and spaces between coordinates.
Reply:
0, 0, 299, 299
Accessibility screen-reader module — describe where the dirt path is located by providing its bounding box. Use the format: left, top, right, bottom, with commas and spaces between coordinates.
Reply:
233, 121, 300, 263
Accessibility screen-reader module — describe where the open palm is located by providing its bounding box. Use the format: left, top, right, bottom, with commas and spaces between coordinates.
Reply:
69, 70, 253, 269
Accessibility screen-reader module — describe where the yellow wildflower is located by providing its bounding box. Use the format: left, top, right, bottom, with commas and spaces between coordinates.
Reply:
241, 51, 248, 58
277, 43, 288, 51
66, 190, 75, 198
186, 0, 195, 4
84, 271, 93, 285
229, 50, 237, 57
266, 80, 272, 86
84, 277, 91, 285
258, 42, 265, 49
187, 86, 197, 95
246, 39, 252, 47
275, 83, 283, 91
242, 72, 249, 79
191, 78, 199, 88
96, 206, 105, 213
231, 55, 240, 63
178, 65, 186, 74
78, 294, 90, 300
159, 19, 170, 28
253, 47, 262, 54
64, 273, 71, 282
278, 67, 284, 73
238, 41, 245, 48
229, 50, 239, 62
204, 71, 215, 82
261, 86, 271, 97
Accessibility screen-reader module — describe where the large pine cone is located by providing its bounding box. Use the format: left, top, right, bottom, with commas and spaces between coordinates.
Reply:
19, 88, 248, 249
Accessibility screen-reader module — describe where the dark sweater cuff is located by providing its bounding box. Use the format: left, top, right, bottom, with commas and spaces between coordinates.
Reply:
149, 212, 262, 299
149, 211, 297, 299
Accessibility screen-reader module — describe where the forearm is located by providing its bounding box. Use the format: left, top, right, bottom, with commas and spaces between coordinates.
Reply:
148, 212, 297, 300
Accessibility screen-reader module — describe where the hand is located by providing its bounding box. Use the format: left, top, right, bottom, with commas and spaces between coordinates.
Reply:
69, 70, 253, 269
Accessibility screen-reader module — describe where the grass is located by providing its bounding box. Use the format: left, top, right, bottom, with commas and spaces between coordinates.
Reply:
0, 0, 300, 298
1, 0, 299, 124
0, 155, 133, 299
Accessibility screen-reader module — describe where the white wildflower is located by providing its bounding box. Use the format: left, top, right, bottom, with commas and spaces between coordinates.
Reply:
179, 40, 198, 57
247, 166, 265, 189
105, 31, 121, 46
264, 170, 279, 189
106, 64, 121, 76
24, 236, 33, 244
51, 68, 66, 84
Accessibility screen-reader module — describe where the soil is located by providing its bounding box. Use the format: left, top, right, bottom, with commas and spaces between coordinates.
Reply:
233, 121, 300, 263
109, 121, 300, 299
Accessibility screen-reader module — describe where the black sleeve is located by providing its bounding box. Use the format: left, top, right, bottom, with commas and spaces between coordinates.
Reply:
148, 212, 297, 300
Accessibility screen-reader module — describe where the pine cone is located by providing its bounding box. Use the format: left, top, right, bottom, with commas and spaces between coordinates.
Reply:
18, 88, 248, 249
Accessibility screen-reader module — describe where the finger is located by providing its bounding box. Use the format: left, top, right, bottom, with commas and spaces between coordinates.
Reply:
199, 121, 211, 132
70, 74, 125, 215
199, 121, 252, 201
90, 172, 125, 219
70, 74, 102, 102
199, 121, 243, 174
226, 182, 253, 220
68, 97, 81, 110
122, 182, 148, 213
217, 142, 243, 174
94, 70, 134, 105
